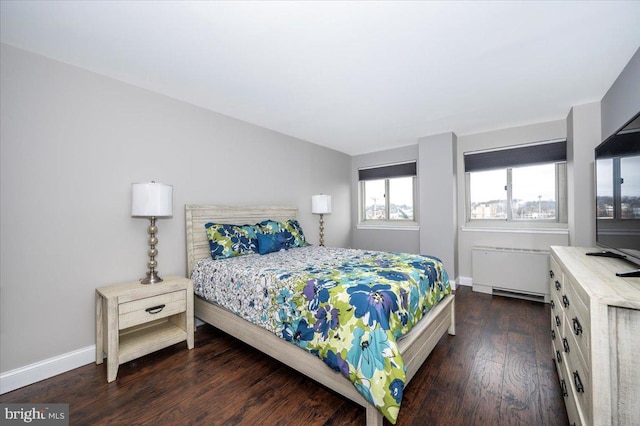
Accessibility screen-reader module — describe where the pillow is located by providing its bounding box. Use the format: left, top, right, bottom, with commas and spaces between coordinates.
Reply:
257, 219, 308, 248
282, 219, 309, 248
256, 219, 285, 235
205, 223, 258, 260
257, 231, 288, 255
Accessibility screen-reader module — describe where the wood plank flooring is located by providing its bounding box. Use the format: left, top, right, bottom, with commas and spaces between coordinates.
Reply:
0, 286, 569, 425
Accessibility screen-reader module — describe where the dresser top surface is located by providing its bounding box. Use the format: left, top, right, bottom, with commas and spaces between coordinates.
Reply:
551, 246, 640, 309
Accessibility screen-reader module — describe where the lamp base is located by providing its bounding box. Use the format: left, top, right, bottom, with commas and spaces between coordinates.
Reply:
140, 216, 163, 284
141, 271, 163, 284
319, 213, 325, 247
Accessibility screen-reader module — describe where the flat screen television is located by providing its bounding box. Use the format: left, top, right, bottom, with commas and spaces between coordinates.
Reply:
593, 110, 640, 276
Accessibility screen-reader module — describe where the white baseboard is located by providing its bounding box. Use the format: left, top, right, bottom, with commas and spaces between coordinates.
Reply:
472, 283, 493, 294
458, 276, 473, 287
0, 345, 95, 395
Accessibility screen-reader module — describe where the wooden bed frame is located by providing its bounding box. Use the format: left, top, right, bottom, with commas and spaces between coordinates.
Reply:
185, 204, 455, 426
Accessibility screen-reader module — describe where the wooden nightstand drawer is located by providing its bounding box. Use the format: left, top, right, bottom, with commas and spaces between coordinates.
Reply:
119, 290, 186, 330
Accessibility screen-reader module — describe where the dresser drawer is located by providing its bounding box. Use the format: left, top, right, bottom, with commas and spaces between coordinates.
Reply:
119, 290, 187, 330
565, 332, 592, 426
550, 257, 563, 295
551, 290, 564, 336
555, 347, 582, 426
564, 273, 589, 309
564, 281, 591, 362
551, 335, 565, 373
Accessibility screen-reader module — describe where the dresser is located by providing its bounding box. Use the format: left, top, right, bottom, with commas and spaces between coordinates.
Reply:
550, 246, 640, 425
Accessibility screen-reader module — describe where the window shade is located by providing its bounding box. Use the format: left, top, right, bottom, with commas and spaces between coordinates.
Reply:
464, 140, 566, 172
358, 162, 417, 181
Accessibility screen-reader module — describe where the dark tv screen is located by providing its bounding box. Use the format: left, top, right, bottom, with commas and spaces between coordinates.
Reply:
595, 111, 640, 269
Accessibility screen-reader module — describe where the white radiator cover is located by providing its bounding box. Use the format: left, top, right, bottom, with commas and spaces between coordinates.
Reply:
472, 246, 550, 302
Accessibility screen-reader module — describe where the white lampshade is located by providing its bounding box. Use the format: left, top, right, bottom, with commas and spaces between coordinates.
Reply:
131, 182, 173, 217
312, 194, 332, 215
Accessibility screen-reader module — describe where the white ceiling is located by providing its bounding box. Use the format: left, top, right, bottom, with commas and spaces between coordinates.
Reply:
2, 1, 640, 156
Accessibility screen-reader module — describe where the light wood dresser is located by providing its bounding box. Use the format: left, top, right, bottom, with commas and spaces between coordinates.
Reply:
95, 276, 194, 382
549, 246, 640, 425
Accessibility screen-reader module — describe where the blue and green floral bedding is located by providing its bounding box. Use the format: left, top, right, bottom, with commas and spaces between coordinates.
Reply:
191, 245, 451, 424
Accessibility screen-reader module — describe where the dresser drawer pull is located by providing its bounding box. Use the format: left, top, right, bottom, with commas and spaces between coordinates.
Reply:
556, 350, 562, 364
560, 379, 568, 397
555, 315, 561, 327
563, 337, 570, 353
550, 270, 555, 278
550, 300, 555, 310
555, 280, 561, 291
551, 329, 556, 340
572, 317, 583, 335
145, 304, 166, 314
573, 371, 584, 393
562, 294, 570, 308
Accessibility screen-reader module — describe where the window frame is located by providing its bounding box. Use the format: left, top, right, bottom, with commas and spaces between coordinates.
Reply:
464, 140, 568, 228
358, 162, 419, 229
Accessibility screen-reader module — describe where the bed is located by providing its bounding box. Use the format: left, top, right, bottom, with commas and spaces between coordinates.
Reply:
185, 204, 455, 426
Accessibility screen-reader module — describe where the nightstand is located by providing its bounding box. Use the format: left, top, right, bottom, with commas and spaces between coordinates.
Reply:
95, 276, 194, 382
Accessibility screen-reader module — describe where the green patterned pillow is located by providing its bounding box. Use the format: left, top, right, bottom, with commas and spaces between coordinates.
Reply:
256, 219, 284, 235
205, 223, 258, 260
283, 219, 309, 247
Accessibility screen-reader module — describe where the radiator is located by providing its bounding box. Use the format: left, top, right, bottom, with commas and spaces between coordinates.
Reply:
472, 246, 550, 302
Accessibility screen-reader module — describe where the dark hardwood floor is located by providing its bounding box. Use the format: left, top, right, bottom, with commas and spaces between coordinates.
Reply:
0, 286, 569, 425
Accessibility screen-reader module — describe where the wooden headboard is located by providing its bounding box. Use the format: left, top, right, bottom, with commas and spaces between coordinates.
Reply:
184, 204, 298, 277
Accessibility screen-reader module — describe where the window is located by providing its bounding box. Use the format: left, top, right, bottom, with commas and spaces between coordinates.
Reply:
464, 140, 567, 223
359, 162, 417, 225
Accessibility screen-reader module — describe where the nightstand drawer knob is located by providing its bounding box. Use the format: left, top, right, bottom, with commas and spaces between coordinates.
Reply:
562, 294, 570, 308
145, 304, 166, 314
555, 280, 561, 291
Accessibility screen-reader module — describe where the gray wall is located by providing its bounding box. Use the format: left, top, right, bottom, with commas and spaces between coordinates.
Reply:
350, 135, 458, 282
419, 132, 457, 281
601, 47, 640, 139
567, 102, 601, 247
0, 44, 351, 373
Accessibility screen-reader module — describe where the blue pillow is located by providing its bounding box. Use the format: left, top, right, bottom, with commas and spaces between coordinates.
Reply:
205, 223, 258, 260
257, 219, 307, 249
257, 232, 289, 255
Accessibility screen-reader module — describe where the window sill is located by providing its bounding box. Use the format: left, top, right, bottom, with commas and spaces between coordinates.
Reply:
461, 225, 569, 235
357, 222, 419, 231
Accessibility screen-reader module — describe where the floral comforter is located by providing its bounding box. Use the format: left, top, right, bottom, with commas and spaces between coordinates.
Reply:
191, 245, 451, 424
